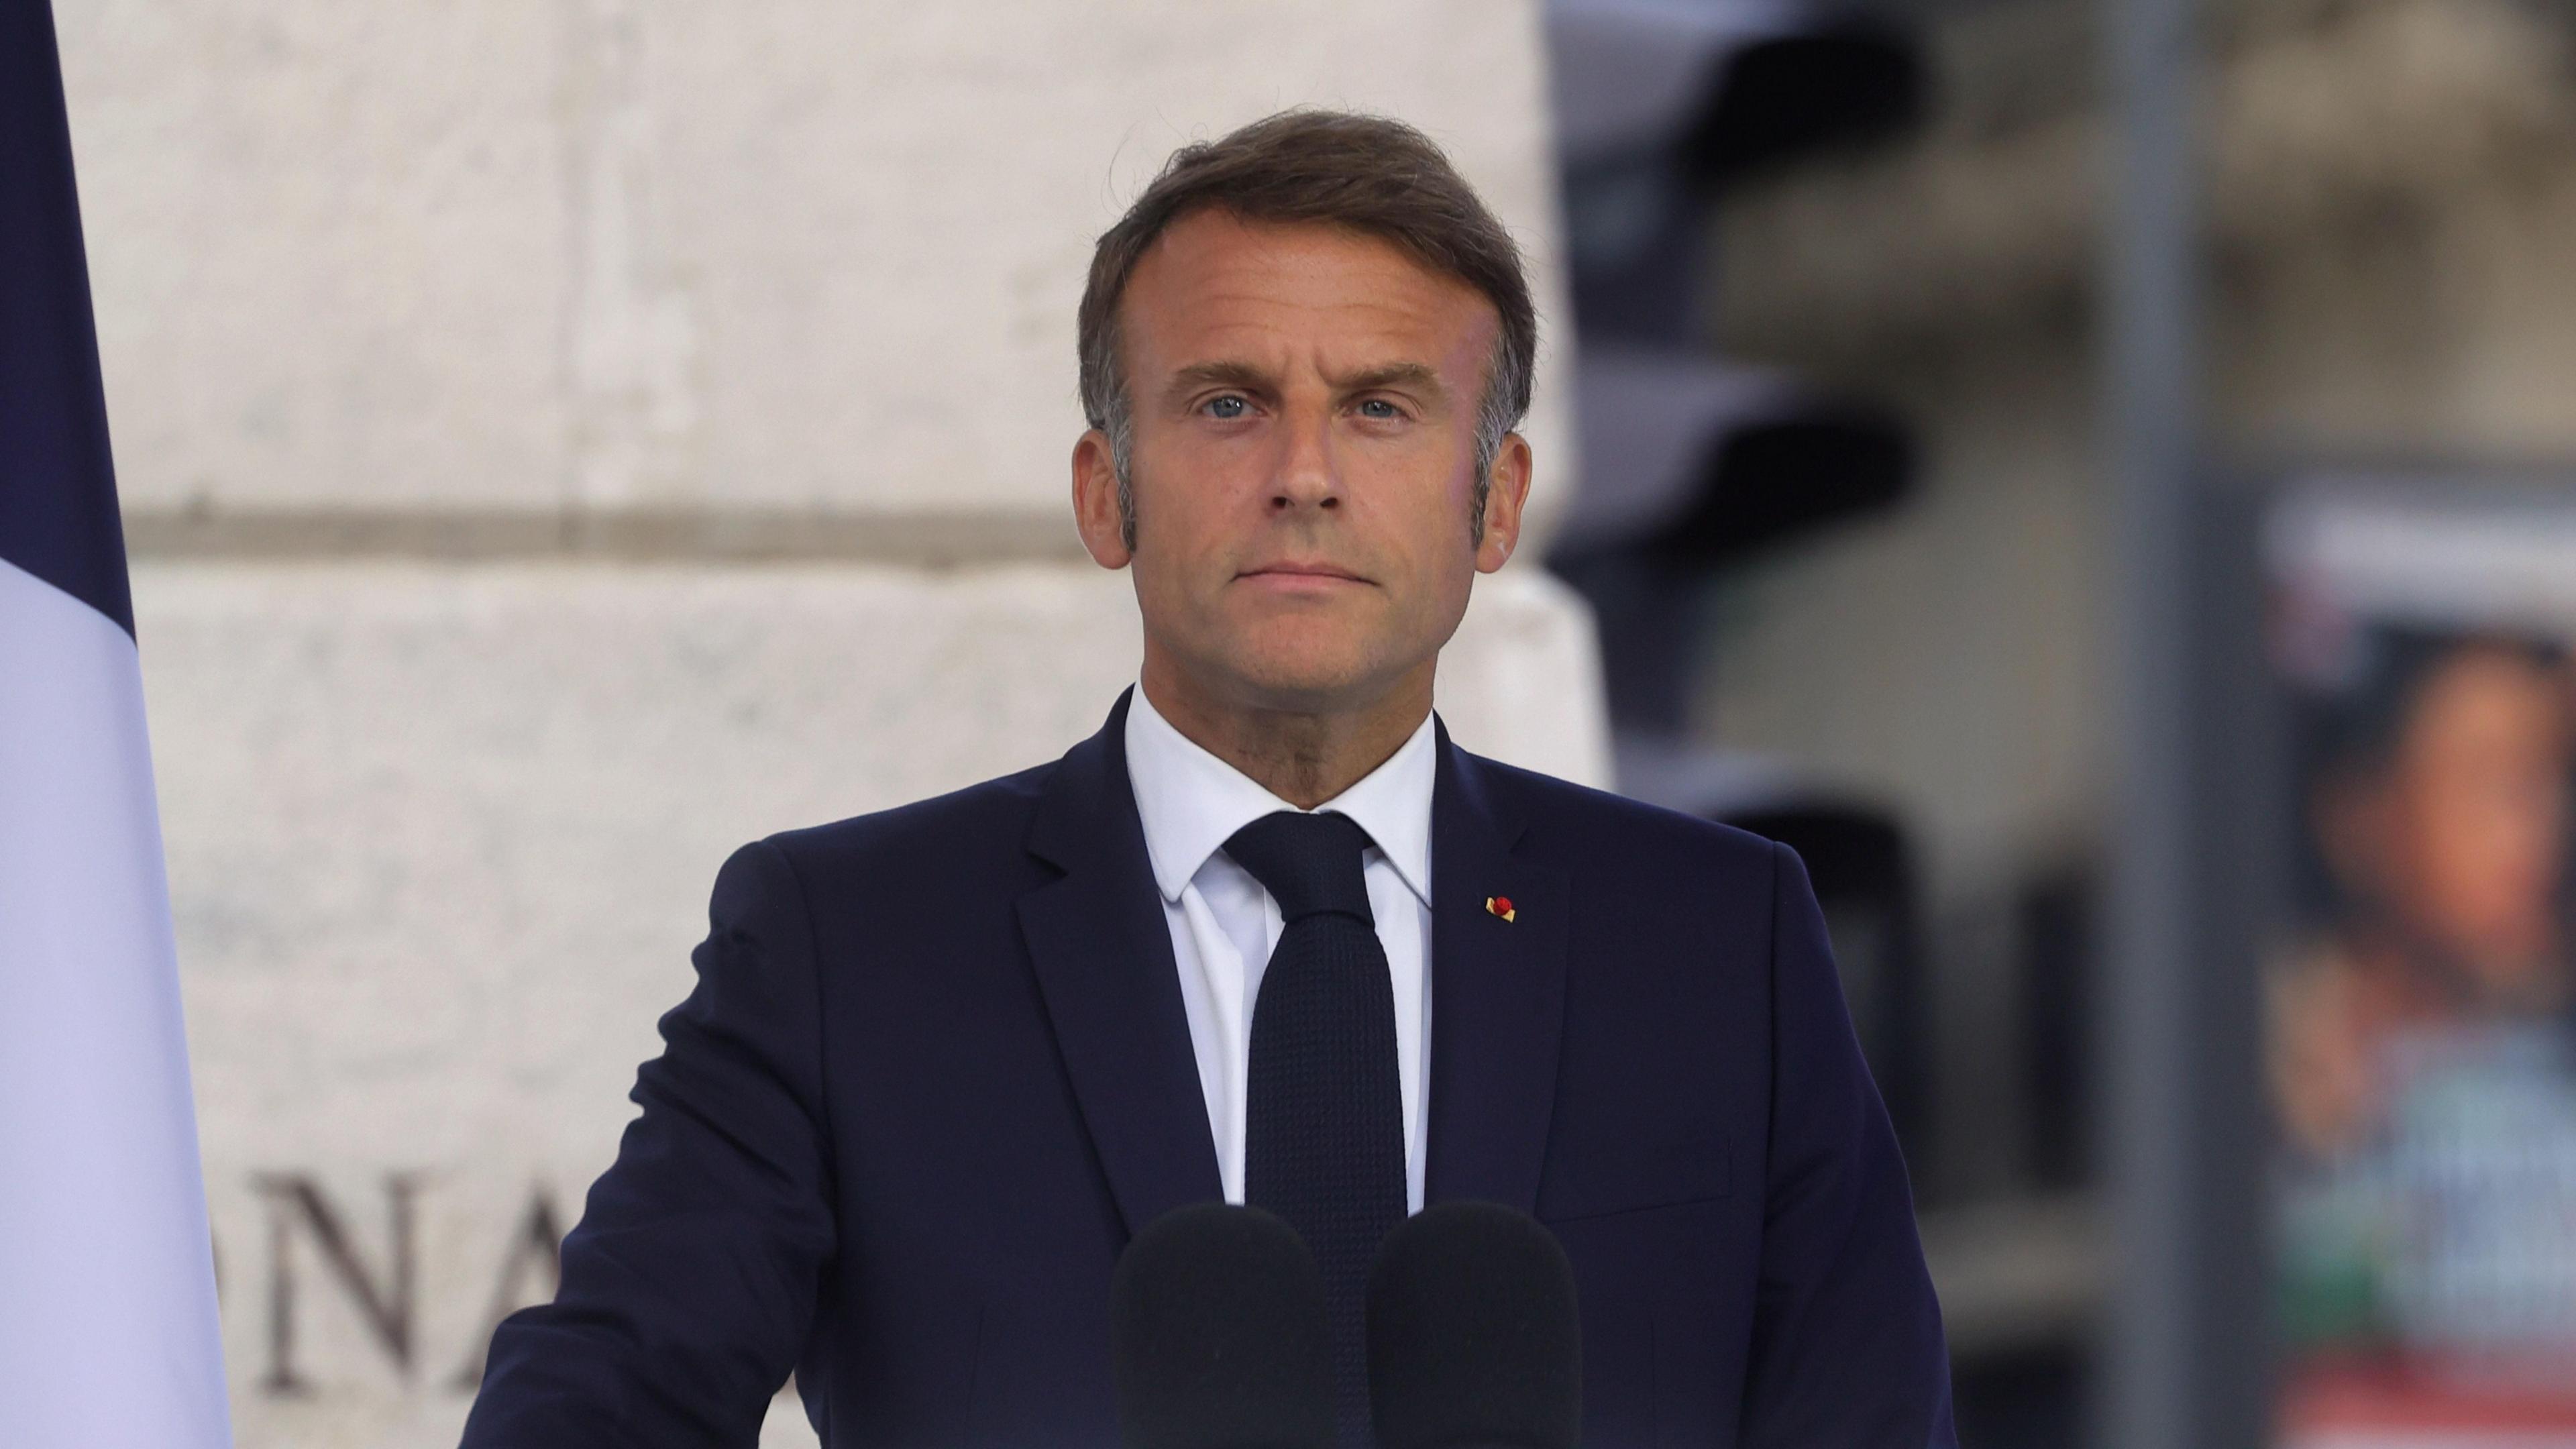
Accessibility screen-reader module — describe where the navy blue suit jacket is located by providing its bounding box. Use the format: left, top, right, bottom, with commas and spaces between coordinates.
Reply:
463, 694, 1953, 1448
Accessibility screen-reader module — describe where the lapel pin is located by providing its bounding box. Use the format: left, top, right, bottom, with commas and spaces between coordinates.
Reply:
1485, 895, 1517, 923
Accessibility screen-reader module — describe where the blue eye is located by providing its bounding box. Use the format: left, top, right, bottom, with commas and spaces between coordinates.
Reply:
1359, 398, 1402, 419
1205, 395, 1248, 419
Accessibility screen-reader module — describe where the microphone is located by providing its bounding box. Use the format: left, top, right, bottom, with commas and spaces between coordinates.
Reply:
1366, 1202, 1582, 1449
1110, 1202, 1334, 1449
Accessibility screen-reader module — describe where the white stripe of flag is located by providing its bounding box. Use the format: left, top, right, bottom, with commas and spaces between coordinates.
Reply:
0, 559, 233, 1448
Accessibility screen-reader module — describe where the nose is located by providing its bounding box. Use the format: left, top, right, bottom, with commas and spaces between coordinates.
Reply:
1267, 409, 1342, 517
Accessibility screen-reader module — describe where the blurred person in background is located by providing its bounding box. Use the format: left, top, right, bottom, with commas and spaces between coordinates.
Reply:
2271, 626, 2576, 1407
2273, 631, 2574, 1161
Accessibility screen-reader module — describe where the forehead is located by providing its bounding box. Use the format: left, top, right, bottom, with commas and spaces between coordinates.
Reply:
1118, 209, 1499, 375
2412, 650, 2563, 725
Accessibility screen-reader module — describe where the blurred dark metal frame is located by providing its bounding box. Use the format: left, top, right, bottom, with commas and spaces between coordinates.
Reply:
2102, 0, 2275, 1440
1544, 0, 1940, 1167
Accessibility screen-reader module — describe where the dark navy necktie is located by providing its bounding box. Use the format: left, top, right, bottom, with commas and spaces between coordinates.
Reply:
1225, 809, 1407, 1449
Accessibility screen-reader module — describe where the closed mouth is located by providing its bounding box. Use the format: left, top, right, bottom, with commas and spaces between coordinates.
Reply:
1238, 563, 1371, 584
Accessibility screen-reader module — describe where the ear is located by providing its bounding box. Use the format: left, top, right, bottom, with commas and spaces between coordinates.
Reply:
1071, 428, 1132, 570
1474, 431, 1533, 574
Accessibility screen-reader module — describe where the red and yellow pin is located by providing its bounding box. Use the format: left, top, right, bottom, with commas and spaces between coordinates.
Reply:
1484, 895, 1517, 923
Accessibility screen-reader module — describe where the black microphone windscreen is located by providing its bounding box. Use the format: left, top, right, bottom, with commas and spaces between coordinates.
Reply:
1110, 1202, 1334, 1449
1366, 1202, 1582, 1449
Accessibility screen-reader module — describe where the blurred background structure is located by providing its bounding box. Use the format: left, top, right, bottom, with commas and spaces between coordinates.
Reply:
55, 0, 2576, 1444
1619, 0, 2576, 1442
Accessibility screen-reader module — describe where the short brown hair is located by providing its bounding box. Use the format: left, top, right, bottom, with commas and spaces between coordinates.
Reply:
1077, 109, 1538, 546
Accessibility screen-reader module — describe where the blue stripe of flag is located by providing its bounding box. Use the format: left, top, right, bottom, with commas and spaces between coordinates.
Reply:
0, 0, 134, 639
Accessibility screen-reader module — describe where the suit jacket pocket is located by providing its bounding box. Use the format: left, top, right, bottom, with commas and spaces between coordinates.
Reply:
1534, 1130, 1731, 1224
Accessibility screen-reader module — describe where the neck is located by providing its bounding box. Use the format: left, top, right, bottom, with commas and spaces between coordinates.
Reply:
1139, 655, 1433, 810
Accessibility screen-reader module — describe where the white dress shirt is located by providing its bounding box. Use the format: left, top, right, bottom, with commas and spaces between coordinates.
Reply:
1122, 685, 1437, 1214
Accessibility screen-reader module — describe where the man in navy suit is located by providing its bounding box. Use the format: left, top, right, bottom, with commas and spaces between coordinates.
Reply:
462, 109, 1952, 1449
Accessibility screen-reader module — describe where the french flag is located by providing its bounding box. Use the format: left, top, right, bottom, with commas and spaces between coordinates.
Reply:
0, 2, 233, 1444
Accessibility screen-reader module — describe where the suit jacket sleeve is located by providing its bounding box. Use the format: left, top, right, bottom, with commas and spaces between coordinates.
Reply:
1739, 841, 1957, 1448
462, 839, 836, 1448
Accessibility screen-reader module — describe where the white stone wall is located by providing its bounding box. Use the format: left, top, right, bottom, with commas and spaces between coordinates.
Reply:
61, 0, 1578, 535
56, 3, 1605, 1444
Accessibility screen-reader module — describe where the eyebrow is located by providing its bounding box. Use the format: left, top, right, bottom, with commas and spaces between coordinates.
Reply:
1164, 360, 1273, 402
1161, 359, 1449, 406
1333, 361, 1445, 397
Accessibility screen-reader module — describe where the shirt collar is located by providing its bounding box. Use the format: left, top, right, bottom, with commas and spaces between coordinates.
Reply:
1124, 684, 1438, 910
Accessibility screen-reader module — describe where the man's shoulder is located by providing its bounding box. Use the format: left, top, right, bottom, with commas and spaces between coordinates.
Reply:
1462, 749, 1780, 881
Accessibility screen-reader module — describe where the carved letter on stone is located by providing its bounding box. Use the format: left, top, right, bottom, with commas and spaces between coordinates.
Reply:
252, 1171, 425, 1395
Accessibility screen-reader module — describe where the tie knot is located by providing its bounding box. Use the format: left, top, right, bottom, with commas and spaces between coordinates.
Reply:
1224, 810, 1377, 925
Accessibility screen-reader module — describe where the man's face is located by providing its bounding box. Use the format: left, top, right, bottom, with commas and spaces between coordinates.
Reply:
1072, 209, 1529, 715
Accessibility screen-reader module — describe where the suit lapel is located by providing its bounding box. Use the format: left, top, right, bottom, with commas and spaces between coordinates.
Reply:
1423, 724, 1570, 1216
1018, 690, 1225, 1239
